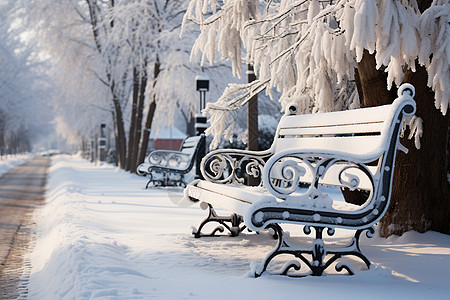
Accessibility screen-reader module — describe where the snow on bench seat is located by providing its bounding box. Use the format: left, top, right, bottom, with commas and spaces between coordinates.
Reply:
187, 180, 363, 222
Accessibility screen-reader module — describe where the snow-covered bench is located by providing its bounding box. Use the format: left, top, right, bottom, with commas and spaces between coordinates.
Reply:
137, 135, 205, 188
181, 84, 416, 277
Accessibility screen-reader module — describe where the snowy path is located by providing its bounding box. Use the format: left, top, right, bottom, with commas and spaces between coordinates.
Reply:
0, 156, 50, 299
22, 155, 450, 299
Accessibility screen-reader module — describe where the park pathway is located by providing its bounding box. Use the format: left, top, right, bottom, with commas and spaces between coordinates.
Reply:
0, 156, 50, 299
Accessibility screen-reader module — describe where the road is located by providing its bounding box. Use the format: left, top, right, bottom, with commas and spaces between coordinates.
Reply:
0, 156, 50, 299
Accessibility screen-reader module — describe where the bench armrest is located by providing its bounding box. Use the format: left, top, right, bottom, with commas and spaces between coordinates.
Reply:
262, 150, 378, 200
201, 148, 273, 185
136, 163, 151, 175
147, 150, 192, 171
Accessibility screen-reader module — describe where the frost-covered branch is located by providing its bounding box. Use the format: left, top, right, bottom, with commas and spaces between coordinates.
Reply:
183, 0, 449, 148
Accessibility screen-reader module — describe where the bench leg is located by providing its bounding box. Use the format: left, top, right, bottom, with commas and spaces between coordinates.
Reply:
145, 173, 154, 189
146, 172, 187, 188
193, 204, 246, 238
145, 173, 164, 188
252, 224, 374, 277
165, 173, 188, 187
178, 175, 187, 188
144, 171, 168, 188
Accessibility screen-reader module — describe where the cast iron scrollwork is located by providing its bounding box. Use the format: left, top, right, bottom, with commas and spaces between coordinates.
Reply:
142, 151, 193, 188
145, 171, 187, 188
191, 150, 271, 237
337, 162, 376, 193
252, 224, 375, 277
148, 151, 191, 170
264, 155, 376, 208
250, 154, 381, 232
201, 150, 272, 186
269, 158, 308, 195
191, 203, 246, 238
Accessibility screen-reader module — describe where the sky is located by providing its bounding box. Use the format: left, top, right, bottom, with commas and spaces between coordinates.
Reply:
1, 154, 448, 299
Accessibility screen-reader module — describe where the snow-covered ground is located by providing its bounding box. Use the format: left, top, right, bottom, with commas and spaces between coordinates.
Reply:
0, 153, 33, 176
18, 155, 450, 299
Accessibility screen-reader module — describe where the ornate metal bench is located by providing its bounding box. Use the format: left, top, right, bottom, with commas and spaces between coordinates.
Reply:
181, 84, 416, 277
137, 134, 205, 188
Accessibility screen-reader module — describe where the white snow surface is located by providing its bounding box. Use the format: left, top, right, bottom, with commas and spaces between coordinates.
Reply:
0, 153, 33, 176
20, 155, 450, 299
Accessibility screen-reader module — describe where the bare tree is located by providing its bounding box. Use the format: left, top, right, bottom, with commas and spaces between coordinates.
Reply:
0, 1, 53, 155
14, 0, 241, 169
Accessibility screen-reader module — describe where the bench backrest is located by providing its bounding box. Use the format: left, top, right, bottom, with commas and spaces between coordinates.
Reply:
180, 135, 204, 157
143, 134, 205, 173
171, 134, 205, 173
271, 86, 416, 163
250, 84, 416, 231
265, 85, 415, 193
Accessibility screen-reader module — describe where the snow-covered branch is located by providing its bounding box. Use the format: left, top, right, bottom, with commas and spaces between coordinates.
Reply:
184, 0, 449, 148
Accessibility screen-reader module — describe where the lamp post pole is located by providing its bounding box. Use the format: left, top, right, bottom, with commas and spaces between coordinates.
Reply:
98, 123, 106, 162
195, 75, 209, 179
247, 64, 259, 186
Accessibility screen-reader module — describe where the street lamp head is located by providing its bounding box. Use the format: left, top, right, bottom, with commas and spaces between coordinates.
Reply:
195, 75, 209, 91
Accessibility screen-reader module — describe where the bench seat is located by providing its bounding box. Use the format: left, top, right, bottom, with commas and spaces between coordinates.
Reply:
186, 180, 274, 217
187, 180, 363, 221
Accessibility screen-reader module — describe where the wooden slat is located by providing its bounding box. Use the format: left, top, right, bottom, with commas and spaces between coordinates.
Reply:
273, 135, 385, 160
278, 121, 383, 136
279, 104, 392, 129
270, 100, 402, 162
180, 136, 202, 152
180, 148, 195, 155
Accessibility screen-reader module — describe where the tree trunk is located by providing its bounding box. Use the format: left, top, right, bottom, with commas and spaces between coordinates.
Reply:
380, 64, 450, 236
137, 61, 160, 166
0, 112, 4, 157
112, 96, 127, 169
356, 50, 396, 107
356, 50, 450, 237
130, 66, 148, 172
126, 67, 140, 171
111, 110, 119, 166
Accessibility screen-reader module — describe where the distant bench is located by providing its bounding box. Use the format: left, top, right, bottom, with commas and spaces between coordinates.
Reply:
137, 135, 205, 188
181, 84, 416, 277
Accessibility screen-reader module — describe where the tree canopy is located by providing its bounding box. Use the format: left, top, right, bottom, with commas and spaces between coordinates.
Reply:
0, 2, 53, 154
13, 0, 239, 168
183, 0, 449, 149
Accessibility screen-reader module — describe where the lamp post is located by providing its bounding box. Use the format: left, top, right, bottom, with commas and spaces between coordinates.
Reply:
247, 64, 259, 186
195, 75, 209, 179
98, 123, 106, 162
195, 75, 209, 135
